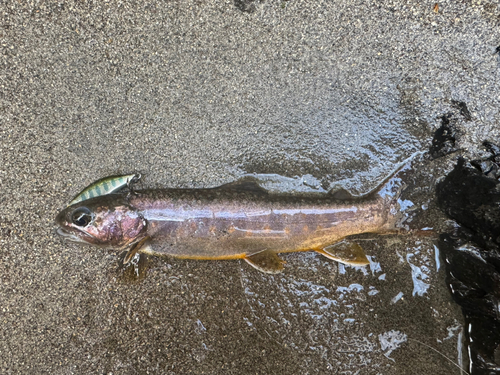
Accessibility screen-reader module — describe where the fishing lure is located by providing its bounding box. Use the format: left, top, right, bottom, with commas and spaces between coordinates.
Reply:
68, 173, 140, 206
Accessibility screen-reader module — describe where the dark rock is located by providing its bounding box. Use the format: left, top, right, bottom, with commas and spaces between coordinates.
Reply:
234, 0, 256, 13
437, 148, 500, 374
429, 114, 456, 159
437, 158, 500, 248
451, 100, 472, 121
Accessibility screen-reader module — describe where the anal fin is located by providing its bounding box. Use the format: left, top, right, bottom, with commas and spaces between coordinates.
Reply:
316, 240, 369, 266
244, 250, 285, 274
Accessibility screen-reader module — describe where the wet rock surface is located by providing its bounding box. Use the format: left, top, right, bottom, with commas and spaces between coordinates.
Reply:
1, 0, 499, 373
437, 147, 500, 374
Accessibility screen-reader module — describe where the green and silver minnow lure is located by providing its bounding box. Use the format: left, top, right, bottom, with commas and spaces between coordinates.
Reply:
68, 173, 140, 206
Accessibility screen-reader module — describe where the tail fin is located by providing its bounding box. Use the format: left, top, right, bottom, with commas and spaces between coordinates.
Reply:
375, 159, 417, 232
329, 153, 422, 201
328, 153, 423, 231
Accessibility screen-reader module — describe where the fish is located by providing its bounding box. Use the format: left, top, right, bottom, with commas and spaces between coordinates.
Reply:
55, 171, 406, 273
68, 173, 140, 206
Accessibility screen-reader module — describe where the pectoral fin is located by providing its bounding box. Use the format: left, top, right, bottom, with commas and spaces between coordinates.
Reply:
316, 240, 369, 266
123, 236, 151, 264
244, 250, 285, 274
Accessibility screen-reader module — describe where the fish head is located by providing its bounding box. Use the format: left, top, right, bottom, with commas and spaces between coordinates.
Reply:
55, 195, 147, 248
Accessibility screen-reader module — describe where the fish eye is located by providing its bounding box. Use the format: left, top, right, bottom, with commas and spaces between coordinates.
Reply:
71, 207, 93, 227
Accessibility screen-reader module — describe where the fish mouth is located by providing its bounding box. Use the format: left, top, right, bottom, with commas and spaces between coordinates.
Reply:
56, 227, 92, 243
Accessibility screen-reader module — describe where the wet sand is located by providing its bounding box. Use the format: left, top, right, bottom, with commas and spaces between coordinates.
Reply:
1, 1, 499, 373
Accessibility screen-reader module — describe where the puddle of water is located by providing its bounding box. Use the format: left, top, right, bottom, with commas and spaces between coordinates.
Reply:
238, 234, 463, 373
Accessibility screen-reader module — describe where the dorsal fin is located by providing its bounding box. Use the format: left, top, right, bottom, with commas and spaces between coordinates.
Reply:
215, 178, 268, 195
329, 188, 355, 200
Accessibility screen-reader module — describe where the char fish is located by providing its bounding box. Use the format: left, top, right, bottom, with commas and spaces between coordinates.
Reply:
55, 172, 406, 273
